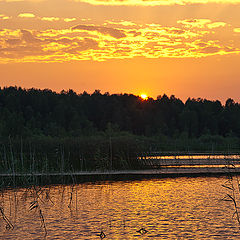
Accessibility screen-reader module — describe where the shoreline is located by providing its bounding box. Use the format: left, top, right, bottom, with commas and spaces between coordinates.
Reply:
1, 167, 240, 180
1, 167, 239, 188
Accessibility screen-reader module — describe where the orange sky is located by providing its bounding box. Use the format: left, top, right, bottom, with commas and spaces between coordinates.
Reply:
1, 0, 240, 102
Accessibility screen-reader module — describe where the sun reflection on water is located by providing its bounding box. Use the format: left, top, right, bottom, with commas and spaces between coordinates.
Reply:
0, 177, 239, 239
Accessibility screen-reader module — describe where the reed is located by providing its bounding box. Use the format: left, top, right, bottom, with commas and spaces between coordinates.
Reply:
0, 206, 14, 230
68, 185, 74, 208
29, 186, 48, 237
0, 134, 144, 176
222, 164, 240, 226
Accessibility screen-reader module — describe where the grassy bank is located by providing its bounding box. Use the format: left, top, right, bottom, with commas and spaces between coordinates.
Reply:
0, 133, 240, 174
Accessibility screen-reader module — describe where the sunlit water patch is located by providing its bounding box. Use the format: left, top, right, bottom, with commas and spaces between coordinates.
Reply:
0, 177, 239, 239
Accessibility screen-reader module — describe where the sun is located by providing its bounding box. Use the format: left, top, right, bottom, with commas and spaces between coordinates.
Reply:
140, 93, 148, 100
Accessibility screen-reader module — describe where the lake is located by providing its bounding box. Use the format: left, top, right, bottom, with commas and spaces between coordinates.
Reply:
0, 176, 239, 239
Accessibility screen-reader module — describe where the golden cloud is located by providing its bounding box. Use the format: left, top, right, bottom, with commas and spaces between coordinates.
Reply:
207, 22, 227, 29
234, 28, 240, 33
64, 18, 77, 22
41, 17, 60, 21
72, 0, 240, 5
18, 13, 36, 18
2, 0, 240, 5
72, 24, 126, 39
177, 19, 212, 28
0, 19, 239, 63
0, 14, 11, 20
106, 20, 137, 27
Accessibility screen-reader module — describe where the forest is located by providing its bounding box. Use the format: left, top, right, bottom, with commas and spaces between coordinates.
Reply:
0, 86, 240, 172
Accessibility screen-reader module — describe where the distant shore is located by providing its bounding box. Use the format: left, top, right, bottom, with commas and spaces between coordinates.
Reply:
1, 167, 240, 177
1, 167, 240, 189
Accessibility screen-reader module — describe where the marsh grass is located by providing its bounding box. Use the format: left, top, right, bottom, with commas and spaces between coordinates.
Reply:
28, 186, 48, 237
0, 135, 143, 179
68, 185, 73, 208
0, 206, 14, 230
222, 164, 240, 226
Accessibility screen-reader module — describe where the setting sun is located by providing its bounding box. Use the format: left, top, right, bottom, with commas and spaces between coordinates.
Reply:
140, 93, 148, 100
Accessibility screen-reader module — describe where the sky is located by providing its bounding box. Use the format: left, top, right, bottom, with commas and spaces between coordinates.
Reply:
1, 0, 240, 102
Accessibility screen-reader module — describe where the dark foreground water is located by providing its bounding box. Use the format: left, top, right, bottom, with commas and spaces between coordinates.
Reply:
0, 176, 239, 239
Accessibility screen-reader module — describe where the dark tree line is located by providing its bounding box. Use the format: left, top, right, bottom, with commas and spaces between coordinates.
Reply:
1, 86, 240, 173
0, 86, 239, 139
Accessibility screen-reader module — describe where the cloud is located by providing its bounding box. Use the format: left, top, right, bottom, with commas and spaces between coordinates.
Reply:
18, 13, 36, 18
21, 30, 42, 43
0, 45, 45, 60
106, 20, 136, 27
177, 19, 227, 33
64, 18, 77, 22
234, 28, 240, 33
5, 38, 22, 45
0, 18, 239, 63
41, 17, 60, 21
0, 14, 11, 20
207, 22, 226, 29
224, 46, 237, 52
55, 37, 74, 44
177, 19, 211, 28
66, 38, 99, 53
0, 0, 43, 1
2, 0, 240, 5
200, 46, 221, 53
128, 30, 141, 37
72, 0, 240, 6
72, 24, 126, 39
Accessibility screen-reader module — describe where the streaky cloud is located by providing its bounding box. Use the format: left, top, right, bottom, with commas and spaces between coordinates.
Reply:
41, 17, 60, 21
72, 24, 126, 39
18, 13, 35, 18
2, 0, 240, 5
21, 29, 42, 43
0, 18, 239, 63
72, 0, 240, 6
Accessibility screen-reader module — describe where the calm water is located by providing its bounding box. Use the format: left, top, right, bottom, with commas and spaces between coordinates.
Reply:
0, 177, 239, 239
145, 155, 240, 160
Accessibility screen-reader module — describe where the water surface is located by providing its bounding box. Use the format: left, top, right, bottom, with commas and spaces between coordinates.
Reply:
0, 176, 239, 239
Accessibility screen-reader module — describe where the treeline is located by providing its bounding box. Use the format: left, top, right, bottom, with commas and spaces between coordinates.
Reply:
0, 86, 240, 173
0, 86, 239, 138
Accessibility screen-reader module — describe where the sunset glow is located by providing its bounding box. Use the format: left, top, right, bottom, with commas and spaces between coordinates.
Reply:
140, 94, 148, 100
0, 0, 240, 101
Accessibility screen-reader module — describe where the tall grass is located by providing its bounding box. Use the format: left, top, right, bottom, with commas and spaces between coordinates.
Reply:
0, 133, 239, 176
0, 134, 146, 175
